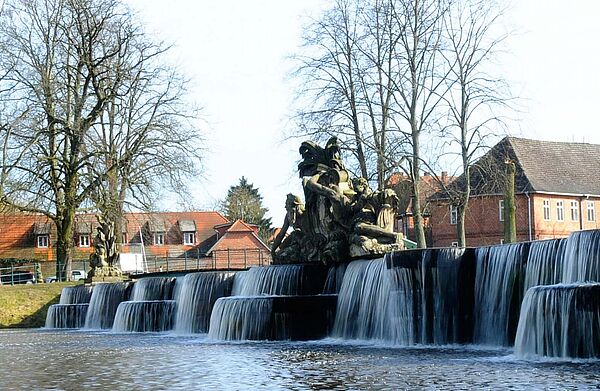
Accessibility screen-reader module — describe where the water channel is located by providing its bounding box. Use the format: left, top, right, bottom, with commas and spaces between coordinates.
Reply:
1, 329, 598, 390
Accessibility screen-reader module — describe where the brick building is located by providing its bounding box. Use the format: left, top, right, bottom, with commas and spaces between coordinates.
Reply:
429, 137, 600, 247
0, 211, 271, 272
387, 171, 453, 246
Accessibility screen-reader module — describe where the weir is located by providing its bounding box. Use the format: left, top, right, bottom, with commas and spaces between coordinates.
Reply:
174, 271, 235, 333
46, 228, 600, 359
112, 300, 176, 332
84, 282, 129, 329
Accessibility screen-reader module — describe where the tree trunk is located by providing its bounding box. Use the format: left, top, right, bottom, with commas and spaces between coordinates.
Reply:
503, 161, 516, 243
411, 133, 427, 248
55, 210, 75, 282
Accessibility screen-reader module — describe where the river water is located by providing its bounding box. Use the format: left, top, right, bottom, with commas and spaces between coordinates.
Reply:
0, 329, 598, 390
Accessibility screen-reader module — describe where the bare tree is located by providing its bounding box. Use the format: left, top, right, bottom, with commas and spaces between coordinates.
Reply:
89, 40, 203, 244
292, 0, 368, 179
0, 0, 193, 279
439, 0, 512, 246
386, 0, 451, 248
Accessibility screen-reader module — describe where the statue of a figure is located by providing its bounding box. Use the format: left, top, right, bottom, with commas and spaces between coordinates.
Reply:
271, 194, 306, 261
87, 214, 122, 280
271, 137, 404, 264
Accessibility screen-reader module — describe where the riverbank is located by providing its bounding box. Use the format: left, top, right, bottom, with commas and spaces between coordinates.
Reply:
0, 282, 78, 328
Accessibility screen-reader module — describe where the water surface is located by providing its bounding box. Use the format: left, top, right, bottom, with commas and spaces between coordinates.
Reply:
0, 330, 598, 390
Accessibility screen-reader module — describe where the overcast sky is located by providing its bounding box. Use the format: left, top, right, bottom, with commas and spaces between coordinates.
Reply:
126, 0, 600, 224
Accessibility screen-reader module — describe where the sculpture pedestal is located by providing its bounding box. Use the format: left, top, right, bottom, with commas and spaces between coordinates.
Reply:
86, 266, 125, 283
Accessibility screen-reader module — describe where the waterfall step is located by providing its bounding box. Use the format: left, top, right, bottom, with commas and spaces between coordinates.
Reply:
209, 294, 338, 341
45, 304, 89, 329
113, 300, 176, 332
515, 283, 600, 358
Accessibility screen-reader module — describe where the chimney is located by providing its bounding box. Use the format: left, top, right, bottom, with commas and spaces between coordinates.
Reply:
441, 171, 448, 184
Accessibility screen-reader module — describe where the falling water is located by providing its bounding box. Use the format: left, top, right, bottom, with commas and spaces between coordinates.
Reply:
131, 277, 175, 301
523, 238, 566, 291
208, 297, 273, 340
84, 282, 129, 329
428, 248, 475, 345
112, 300, 176, 332
59, 285, 94, 304
514, 283, 600, 358
45, 304, 89, 328
173, 271, 235, 333
332, 259, 395, 342
232, 265, 304, 296
473, 242, 529, 346
562, 230, 600, 283
323, 263, 347, 294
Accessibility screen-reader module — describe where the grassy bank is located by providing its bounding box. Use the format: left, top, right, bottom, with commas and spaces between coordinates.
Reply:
0, 282, 79, 328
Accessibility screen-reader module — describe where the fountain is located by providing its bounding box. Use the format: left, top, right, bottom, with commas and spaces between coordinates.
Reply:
44, 138, 600, 360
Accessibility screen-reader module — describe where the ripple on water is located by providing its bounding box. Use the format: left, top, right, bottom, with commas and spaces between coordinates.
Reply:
0, 329, 598, 390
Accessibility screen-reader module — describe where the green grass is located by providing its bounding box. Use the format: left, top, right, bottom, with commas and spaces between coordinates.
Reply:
0, 282, 80, 328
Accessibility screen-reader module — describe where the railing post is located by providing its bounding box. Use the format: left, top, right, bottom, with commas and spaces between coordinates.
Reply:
166, 252, 169, 272
184, 251, 188, 271
244, 248, 247, 269
227, 248, 230, 270
10, 263, 14, 286
197, 248, 200, 270
154, 256, 157, 272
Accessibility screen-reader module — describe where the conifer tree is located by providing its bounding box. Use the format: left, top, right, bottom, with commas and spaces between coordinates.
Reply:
222, 177, 272, 243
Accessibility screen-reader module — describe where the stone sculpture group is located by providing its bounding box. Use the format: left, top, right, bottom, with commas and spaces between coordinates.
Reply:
271, 137, 404, 264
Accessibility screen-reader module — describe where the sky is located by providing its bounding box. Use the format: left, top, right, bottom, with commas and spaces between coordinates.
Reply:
125, 0, 600, 225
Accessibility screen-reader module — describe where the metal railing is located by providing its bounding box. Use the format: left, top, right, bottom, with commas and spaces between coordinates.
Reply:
139, 249, 271, 274
0, 263, 40, 285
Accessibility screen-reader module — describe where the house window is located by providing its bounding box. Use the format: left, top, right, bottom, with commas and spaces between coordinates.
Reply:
449, 205, 457, 225
570, 201, 579, 221
122, 233, 128, 244
451, 241, 458, 247
556, 201, 564, 222
499, 200, 505, 222
500, 239, 505, 244
543, 200, 550, 221
183, 232, 195, 245
37, 235, 49, 248
154, 232, 165, 246
79, 235, 90, 247
587, 201, 596, 221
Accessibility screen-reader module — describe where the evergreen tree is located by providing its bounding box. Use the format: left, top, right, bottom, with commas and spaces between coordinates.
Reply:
222, 177, 272, 243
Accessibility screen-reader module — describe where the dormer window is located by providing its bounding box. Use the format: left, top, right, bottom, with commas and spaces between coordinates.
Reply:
183, 232, 195, 245
33, 222, 51, 249
154, 232, 165, 246
178, 220, 196, 245
37, 235, 49, 248
79, 234, 90, 247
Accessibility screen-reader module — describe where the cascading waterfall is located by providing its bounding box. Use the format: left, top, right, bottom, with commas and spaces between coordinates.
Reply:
111, 277, 178, 332
45, 304, 89, 328
174, 271, 235, 333
131, 277, 175, 301
84, 282, 129, 329
523, 238, 566, 291
59, 285, 94, 304
562, 230, 600, 283
112, 300, 176, 332
232, 265, 304, 296
473, 243, 529, 346
514, 283, 600, 358
332, 259, 395, 342
208, 297, 273, 340
323, 263, 347, 294
45, 284, 94, 328
428, 248, 475, 345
